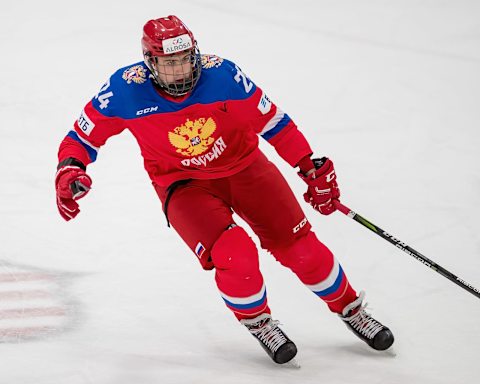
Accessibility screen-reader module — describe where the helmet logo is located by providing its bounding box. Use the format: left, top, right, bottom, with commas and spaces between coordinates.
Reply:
122, 65, 147, 84
172, 37, 184, 45
163, 33, 193, 54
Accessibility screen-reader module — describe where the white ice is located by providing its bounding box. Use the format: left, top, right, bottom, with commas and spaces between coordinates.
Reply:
1, 1, 479, 383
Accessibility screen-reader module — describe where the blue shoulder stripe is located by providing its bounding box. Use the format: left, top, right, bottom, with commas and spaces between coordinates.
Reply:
67, 131, 98, 162
261, 114, 292, 141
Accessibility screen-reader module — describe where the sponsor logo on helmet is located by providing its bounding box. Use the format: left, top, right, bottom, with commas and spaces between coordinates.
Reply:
163, 33, 193, 54
201, 54, 224, 69
122, 65, 147, 84
168, 117, 227, 166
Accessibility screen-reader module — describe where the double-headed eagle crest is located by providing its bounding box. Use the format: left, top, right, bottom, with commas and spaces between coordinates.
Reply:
122, 65, 147, 84
168, 117, 217, 156
201, 54, 224, 69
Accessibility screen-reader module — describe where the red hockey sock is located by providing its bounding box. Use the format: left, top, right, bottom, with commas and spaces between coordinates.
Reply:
271, 231, 357, 314
211, 226, 271, 320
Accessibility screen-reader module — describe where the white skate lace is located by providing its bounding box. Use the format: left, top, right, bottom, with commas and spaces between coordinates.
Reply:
249, 319, 288, 353
342, 302, 383, 339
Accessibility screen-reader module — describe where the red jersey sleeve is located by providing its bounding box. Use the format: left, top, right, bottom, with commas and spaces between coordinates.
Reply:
252, 88, 313, 167
58, 95, 126, 166
234, 78, 313, 167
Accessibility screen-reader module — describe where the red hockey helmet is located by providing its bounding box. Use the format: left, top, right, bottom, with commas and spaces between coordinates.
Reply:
142, 16, 202, 96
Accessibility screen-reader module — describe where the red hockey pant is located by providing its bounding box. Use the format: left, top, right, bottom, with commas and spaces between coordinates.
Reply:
155, 153, 357, 320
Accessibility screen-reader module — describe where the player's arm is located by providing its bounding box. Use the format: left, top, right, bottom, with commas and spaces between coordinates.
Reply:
55, 78, 126, 221
226, 62, 312, 168
234, 65, 340, 215
251, 90, 313, 170
252, 92, 340, 215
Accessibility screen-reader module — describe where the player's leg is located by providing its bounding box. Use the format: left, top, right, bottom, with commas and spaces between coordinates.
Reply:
271, 231, 392, 349
156, 180, 297, 363
227, 153, 357, 312
228, 154, 394, 350
211, 224, 269, 320
271, 231, 357, 312
210, 223, 297, 363
155, 181, 269, 320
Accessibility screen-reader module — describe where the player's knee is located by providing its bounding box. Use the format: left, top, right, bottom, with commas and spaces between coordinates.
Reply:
271, 231, 332, 275
211, 225, 259, 272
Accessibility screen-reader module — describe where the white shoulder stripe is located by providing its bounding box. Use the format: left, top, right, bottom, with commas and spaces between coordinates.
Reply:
71, 130, 100, 151
260, 107, 284, 135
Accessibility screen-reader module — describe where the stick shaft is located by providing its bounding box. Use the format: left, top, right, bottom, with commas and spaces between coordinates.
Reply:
334, 200, 480, 299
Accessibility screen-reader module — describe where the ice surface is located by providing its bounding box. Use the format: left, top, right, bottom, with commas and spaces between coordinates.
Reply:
1, 1, 479, 383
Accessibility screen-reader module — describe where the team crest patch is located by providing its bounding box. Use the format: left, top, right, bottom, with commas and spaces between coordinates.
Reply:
168, 117, 217, 157
122, 65, 147, 84
201, 54, 224, 69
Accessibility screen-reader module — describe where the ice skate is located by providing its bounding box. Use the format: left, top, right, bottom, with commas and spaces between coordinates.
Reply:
340, 291, 394, 351
241, 313, 297, 364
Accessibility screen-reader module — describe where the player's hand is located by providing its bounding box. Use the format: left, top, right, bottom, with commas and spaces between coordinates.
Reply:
55, 158, 92, 221
298, 157, 340, 215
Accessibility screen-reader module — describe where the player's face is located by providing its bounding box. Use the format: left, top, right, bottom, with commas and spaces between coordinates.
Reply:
154, 51, 193, 85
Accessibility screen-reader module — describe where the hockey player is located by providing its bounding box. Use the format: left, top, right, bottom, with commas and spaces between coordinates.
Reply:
55, 15, 394, 364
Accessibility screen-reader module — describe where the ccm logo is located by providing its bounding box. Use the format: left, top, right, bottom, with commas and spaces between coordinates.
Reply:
293, 217, 308, 233
136, 106, 158, 116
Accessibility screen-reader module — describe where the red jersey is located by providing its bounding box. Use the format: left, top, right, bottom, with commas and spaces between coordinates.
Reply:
58, 55, 312, 187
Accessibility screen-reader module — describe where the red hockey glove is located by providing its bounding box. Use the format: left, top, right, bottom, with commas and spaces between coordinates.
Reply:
298, 157, 340, 215
55, 158, 92, 221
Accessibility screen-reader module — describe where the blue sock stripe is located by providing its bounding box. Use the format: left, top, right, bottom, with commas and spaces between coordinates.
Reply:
222, 290, 267, 310
314, 266, 345, 297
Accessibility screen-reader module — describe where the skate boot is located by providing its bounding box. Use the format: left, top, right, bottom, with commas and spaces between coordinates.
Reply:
340, 291, 394, 351
241, 313, 297, 364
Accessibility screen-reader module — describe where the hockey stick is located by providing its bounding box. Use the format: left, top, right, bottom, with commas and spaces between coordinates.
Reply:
333, 200, 480, 299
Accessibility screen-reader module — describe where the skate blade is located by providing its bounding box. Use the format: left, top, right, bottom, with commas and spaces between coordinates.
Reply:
384, 347, 397, 357
284, 358, 301, 369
